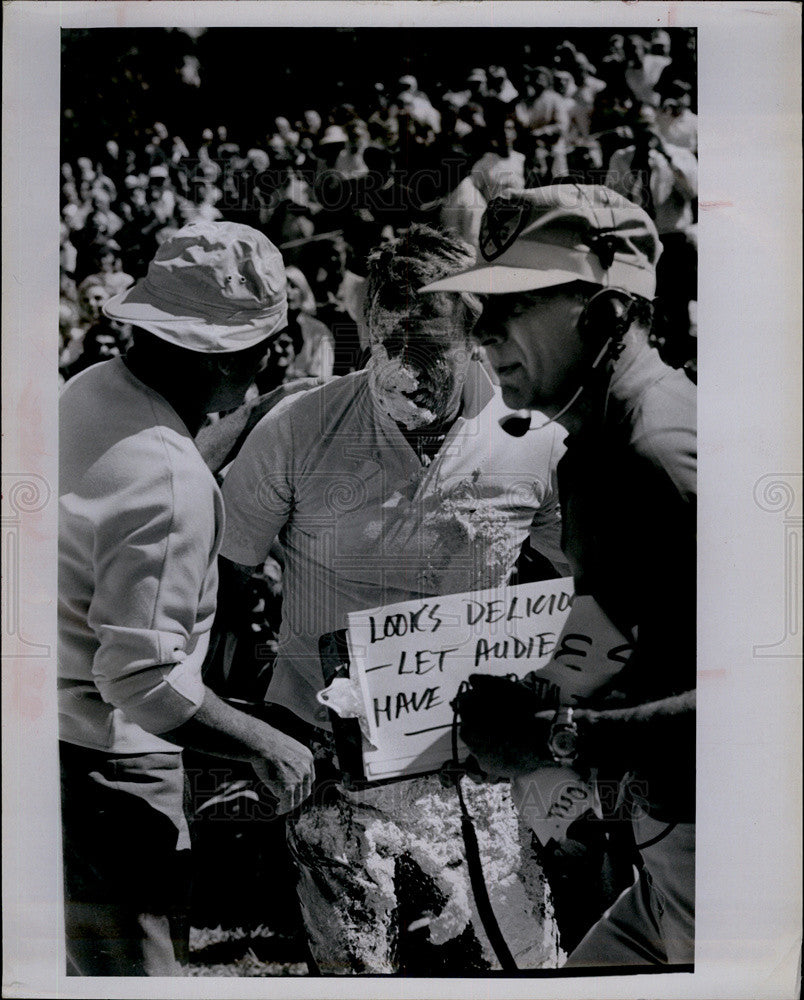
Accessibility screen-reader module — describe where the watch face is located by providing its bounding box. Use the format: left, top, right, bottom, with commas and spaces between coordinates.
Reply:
551, 728, 578, 757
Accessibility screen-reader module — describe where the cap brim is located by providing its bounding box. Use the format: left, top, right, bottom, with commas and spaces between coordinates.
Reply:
103, 283, 288, 353
419, 265, 581, 295
104, 282, 196, 326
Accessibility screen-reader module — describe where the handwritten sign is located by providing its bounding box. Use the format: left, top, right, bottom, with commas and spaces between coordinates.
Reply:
346, 578, 575, 781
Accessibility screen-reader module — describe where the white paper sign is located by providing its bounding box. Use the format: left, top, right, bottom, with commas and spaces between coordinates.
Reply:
346, 578, 575, 781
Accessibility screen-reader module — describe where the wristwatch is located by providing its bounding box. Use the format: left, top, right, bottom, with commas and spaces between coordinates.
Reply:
548, 707, 579, 766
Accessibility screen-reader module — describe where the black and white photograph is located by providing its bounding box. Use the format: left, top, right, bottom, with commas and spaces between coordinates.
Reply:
2, 2, 801, 998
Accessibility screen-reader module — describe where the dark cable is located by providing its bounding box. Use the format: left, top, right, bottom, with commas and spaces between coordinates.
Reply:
449, 684, 519, 972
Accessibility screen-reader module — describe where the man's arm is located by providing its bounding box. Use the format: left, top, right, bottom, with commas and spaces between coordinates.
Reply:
459, 680, 695, 779
159, 686, 314, 814
571, 689, 695, 774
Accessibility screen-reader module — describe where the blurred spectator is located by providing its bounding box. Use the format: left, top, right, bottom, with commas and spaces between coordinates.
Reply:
486, 65, 519, 106
60, 221, 78, 279
146, 164, 177, 222
83, 242, 135, 296
656, 78, 698, 153
651, 29, 673, 58
395, 74, 441, 133
589, 82, 635, 170
439, 156, 485, 248
300, 108, 323, 145
470, 106, 526, 201
216, 124, 240, 160
515, 66, 570, 179
333, 117, 371, 180
366, 85, 399, 149
59, 298, 84, 379
284, 266, 336, 380
606, 105, 698, 364
605, 105, 697, 236
599, 33, 627, 86
144, 120, 170, 168
623, 33, 672, 108
64, 316, 134, 380
566, 53, 607, 160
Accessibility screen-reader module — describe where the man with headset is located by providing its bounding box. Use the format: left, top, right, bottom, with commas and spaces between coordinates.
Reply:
420, 184, 696, 967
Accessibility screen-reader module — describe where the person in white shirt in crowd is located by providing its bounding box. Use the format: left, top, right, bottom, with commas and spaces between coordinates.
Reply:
486, 64, 519, 105
58, 221, 316, 977
283, 265, 336, 380
470, 106, 527, 202
333, 115, 372, 180
441, 66, 486, 113
605, 104, 697, 237
215, 224, 570, 974
514, 66, 570, 179
395, 73, 442, 133
655, 78, 698, 154
565, 54, 607, 167
439, 158, 486, 249
605, 105, 698, 363
623, 33, 672, 108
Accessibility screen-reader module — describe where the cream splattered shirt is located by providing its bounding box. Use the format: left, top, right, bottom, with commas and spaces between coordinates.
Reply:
221, 361, 566, 727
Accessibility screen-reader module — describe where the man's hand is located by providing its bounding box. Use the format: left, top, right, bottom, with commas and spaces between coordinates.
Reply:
160, 687, 315, 814
196, 377, 330, 473
243, 377, 330, 436
455, 674, 554, 779
249, 727, 315, 815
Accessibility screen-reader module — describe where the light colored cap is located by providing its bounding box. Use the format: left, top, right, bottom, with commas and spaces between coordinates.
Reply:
103, 220, 288, 353
419, 184, 661, 299
319, 124, 349, 145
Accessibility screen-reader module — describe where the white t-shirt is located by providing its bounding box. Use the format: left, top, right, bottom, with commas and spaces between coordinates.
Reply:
605, 142, 698, 235
470, 150, 526, 202
221, 362, 567, 727
59, 358, 222, 752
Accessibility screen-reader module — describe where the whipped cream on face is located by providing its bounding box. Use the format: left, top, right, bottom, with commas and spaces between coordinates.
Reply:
367, 344, 437, 429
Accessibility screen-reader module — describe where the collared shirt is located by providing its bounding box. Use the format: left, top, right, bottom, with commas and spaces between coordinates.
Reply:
59, 358, 222, 752
221, 362, 567, 727
558, 341, 697, 705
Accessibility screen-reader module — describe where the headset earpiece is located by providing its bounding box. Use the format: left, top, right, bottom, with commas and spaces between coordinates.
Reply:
578, 288, 635, 346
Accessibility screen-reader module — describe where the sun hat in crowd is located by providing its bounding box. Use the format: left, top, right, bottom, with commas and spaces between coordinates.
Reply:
103, 220, 288, 352
419, 184, 661, 299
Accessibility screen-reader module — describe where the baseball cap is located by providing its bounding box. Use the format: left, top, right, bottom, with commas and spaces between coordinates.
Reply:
103, 220, 288, 353
419, 184, 661, 299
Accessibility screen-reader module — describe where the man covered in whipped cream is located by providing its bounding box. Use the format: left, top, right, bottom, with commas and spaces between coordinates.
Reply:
217, 224, 569, 973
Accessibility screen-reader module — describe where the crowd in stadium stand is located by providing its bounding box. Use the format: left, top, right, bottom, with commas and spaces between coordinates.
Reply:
60, 28, 698, 392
